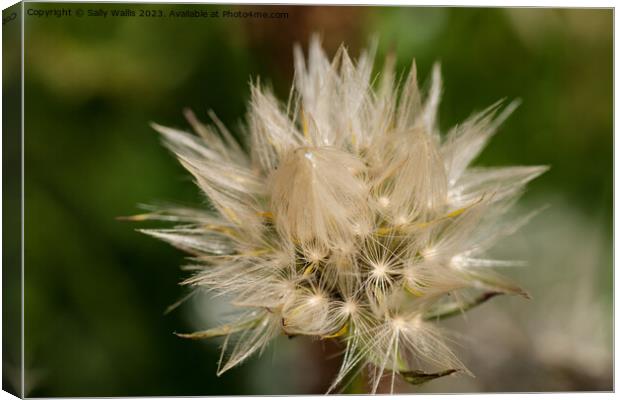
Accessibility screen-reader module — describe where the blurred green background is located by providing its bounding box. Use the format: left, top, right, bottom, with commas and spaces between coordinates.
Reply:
10, 4, 612, 396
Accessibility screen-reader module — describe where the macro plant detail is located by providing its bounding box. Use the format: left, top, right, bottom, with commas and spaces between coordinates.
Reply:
131, 37, 547, 393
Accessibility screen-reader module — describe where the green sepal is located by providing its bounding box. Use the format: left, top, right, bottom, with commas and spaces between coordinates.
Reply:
174, 317, 260, 339
401, 368, 459, 385
423, 291, 502, 321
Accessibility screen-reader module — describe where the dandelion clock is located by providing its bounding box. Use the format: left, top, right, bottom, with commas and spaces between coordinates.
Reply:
128, 36, 547, 394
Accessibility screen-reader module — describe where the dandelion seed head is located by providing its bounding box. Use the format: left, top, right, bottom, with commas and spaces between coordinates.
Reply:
394, 214, 409, 226
342, 300, 358, 316
371, 260, 388, 277
308, 292, 327, 306
141, 35, 546, 394
451, 254, 466, 269
378, 196, 390, 208
391, 316, 407, 330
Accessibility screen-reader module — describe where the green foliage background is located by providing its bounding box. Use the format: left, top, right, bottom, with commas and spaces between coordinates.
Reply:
10, 4, 612, 396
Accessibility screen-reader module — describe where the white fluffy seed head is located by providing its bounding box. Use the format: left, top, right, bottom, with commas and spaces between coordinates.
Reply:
142, 35, 546, 394
269, 146, 371, 250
